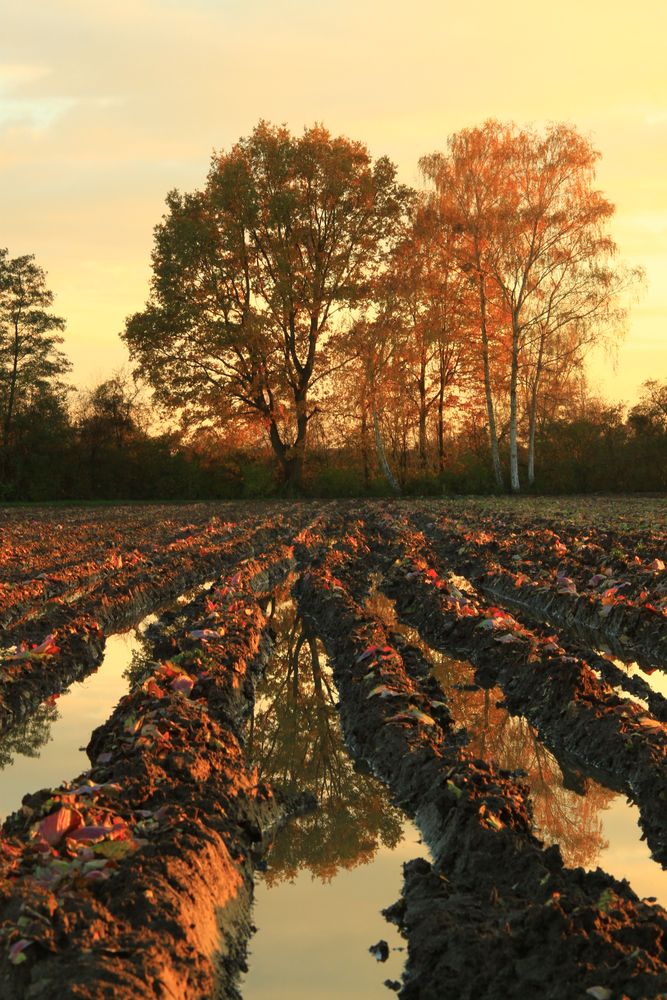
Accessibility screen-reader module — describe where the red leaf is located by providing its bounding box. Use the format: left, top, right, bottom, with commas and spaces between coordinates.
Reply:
38, 807, 83, 846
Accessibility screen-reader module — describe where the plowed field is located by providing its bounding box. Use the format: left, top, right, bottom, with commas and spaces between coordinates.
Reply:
0, 499, 665, 999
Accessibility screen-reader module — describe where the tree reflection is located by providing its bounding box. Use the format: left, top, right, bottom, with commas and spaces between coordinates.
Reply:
0, 700, 58, 770
364, 585, 615, 870
249, 600, 404, 884
429, 653, 615, 869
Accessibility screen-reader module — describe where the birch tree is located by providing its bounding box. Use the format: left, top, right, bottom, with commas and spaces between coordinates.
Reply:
422, 122, 635, 492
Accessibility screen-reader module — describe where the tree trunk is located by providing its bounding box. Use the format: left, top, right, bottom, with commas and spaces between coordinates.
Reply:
418, 348, 428, 468
527, 381, 538, 487
527, 331, 546, 487
479, 277, 504, 490
373, 406, 401, 495
266, 388, 309, 494
1, 319, 21, 481
509, 310, 521, 493
437, 348, 445, 474
360, 402, 371, 486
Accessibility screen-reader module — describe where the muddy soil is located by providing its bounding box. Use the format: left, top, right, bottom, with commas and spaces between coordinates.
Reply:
411, 510, 666, 671
376, 521, 667, 867
0, 517, 306, 743
0, 500, 665, 999
0, 548, 298, 999
292, 543, 667, 997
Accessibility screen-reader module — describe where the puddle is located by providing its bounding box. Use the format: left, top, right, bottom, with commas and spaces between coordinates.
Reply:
430, 650, 667, 906
0, 626, 147, 821
365, 584, 667, 906
242, 599, 425, 998
607, 655, 667, 700
244, 821, 420, 999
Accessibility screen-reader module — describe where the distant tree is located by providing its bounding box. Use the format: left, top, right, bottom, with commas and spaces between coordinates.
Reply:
626, 379, 667, 490
75, 373, 148, 497
0, 250, 69, 479
10, 385, 74, 500
388, 199, 474, 472
629, 379, 667, 434
124, 121, 408, 492
421, 125, 510, 490
76, 373, 143, 450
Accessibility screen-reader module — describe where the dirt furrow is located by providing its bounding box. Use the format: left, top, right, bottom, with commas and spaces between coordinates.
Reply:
294, 554, 667, 999
0, 548, 302, 999
412, 512, 666, 672
378, 521, 667, 867
0, 517, 303, 741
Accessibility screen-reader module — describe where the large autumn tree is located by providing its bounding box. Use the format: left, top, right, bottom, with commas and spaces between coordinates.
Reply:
422, 121, 635, 492
123, 121, 407, 491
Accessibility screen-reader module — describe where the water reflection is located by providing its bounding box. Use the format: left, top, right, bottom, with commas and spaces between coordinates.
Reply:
0, 631, 141, 820
244, 597, 424, 998
248, 601, 403, 884
429, 657, 613, 869
364, 584, 667, 903
0, 701, 59, 771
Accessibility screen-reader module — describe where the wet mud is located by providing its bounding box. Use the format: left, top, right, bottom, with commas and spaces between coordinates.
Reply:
379, 526, 667, 868
0, 548, 297, 998
0, 500, 665, 998
0, 516, 305, 743
291, 516, 667, 999
412, 511, 666, 672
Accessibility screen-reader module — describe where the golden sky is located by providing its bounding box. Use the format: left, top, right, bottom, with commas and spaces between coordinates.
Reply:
1, 0, 665, 406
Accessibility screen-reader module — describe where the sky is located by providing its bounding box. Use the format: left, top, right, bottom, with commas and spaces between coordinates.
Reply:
0, 0, 665, 407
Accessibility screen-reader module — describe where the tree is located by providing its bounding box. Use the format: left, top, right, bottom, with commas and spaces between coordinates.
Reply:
422, 122, 636, 492
421, 125, 511, 490
0, 250, 69, 481
629, 379, 667, 434
123, 121, 408, 492
391, 199, 474, 473
10, 384, 74, 500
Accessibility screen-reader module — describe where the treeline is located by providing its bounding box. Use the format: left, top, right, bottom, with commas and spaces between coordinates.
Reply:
1, 373, 665, 500
1, 118, 663, 501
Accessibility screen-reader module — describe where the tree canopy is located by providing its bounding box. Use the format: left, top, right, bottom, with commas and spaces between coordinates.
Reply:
420, 121, 638, 491
0, 250, 69, 484
124, 120, 409, 491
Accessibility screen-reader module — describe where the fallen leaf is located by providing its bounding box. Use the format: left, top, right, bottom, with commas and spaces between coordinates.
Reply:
171, 675, 195, 696
8, 939, 32, 965
38, 807, 83, 846
367, 686, 402, 699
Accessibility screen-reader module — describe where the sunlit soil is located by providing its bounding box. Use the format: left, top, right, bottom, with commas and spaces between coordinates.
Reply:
0, 500, 664, 995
